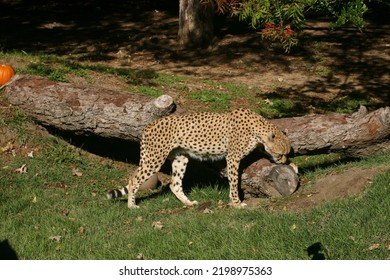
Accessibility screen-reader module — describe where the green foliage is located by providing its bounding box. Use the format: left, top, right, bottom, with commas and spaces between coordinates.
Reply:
236, 0, 369, 52
330, 0, 368, 29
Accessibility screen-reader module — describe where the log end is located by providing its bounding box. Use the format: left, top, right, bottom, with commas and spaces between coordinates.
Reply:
269, 165, 299, 196
241, 158, 299, 199
145, 94, 176, 117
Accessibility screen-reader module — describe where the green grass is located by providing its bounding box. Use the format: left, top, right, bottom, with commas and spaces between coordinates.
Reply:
0, 124, 389, 259
189, 90, 232, 112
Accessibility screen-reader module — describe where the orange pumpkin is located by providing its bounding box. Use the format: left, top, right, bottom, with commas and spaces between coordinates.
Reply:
0, 64, 15, 86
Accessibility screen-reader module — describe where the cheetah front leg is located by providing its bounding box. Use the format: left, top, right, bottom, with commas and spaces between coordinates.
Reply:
226, 155, 247, 209
169, 155, 198, 207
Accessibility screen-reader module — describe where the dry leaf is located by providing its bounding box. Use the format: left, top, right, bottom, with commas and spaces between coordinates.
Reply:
188, 241, 194, 246
136, 253, 144, 260
217, 200, 225, 208
387, 241, 390, 251
152, 221, 164, 230
79, 226, 85, 234
1, 142, 14, 153
27, 151, 34, 158
32, 196, 37, 203
72, 168, 83, 177
264, 98, 273, 105
368, 243, 380, 251
48, 235, 62, 243
136, 216, 143, 222
202, 208, 214, 214
290, 224, 297, 231
15, 164, 27, 174
62, 209, 70, 216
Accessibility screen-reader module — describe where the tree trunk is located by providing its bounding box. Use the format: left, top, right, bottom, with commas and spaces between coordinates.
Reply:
178, 0, 214, 48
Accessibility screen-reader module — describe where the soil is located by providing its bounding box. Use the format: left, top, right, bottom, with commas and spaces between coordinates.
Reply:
252, 166, 388, 211
1, 0, 389, 210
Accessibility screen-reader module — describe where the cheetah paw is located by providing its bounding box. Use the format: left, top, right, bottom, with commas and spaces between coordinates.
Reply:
230, 202, 248, 209
185, 200, 199, 207
128, 204, 140, 209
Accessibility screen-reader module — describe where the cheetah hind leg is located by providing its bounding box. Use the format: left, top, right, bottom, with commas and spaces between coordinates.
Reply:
127, 167, 156, 209
169, 155, 198, 207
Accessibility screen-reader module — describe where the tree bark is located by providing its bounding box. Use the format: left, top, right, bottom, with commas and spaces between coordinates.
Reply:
3, 75, 175, 142
270, 105, 390, 157
178, 0, 214, 48
3, 75, 390, 198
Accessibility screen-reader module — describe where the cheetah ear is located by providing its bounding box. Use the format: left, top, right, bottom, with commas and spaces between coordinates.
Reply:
283, 129, 288, 135
268, 131, 276, 142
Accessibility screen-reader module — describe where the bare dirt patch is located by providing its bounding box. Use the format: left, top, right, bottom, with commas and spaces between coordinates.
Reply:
270, 166, 388, 211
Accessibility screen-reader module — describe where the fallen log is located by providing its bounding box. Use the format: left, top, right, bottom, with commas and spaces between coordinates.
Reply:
270, 105, 390, 157
2, 75, 176, 142
2, 75, 390, 199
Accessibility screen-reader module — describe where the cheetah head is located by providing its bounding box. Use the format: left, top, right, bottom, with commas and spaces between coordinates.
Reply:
263, 130, 291, 164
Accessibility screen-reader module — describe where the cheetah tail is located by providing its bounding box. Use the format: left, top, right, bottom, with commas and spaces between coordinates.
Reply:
106, 187, 128, 199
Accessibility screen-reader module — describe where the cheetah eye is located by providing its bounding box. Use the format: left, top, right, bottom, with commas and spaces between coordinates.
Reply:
268, 131, 276, 142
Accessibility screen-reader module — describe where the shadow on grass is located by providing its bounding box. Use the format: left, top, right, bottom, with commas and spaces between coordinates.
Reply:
0, 239, 18, 260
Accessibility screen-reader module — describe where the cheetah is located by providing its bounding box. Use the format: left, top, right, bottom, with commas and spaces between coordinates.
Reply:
107, 108, 291, 209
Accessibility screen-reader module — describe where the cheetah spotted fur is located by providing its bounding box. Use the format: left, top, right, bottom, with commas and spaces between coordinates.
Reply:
107, 108, 291, 209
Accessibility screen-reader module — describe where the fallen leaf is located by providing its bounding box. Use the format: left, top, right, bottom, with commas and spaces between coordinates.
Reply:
72, 168, 83, 177
49, 235, 62, 243
136, 216, 143, 222
290, 224, 297, 231
387, 241, 390, 251
62, 209, 70, 216
15, 164, 27, 174
152, 221, 164, 230
79, 226, 85, 234
27, 151, 34, 158
32, 196, 37, 203
2, 142, 15, 153
264, 98, 274, 105
217, 200, 225, 208
202, 208, 214, 214
136, 253, 144, 260
368, 243, 380, 251
188, 241, 194, 246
